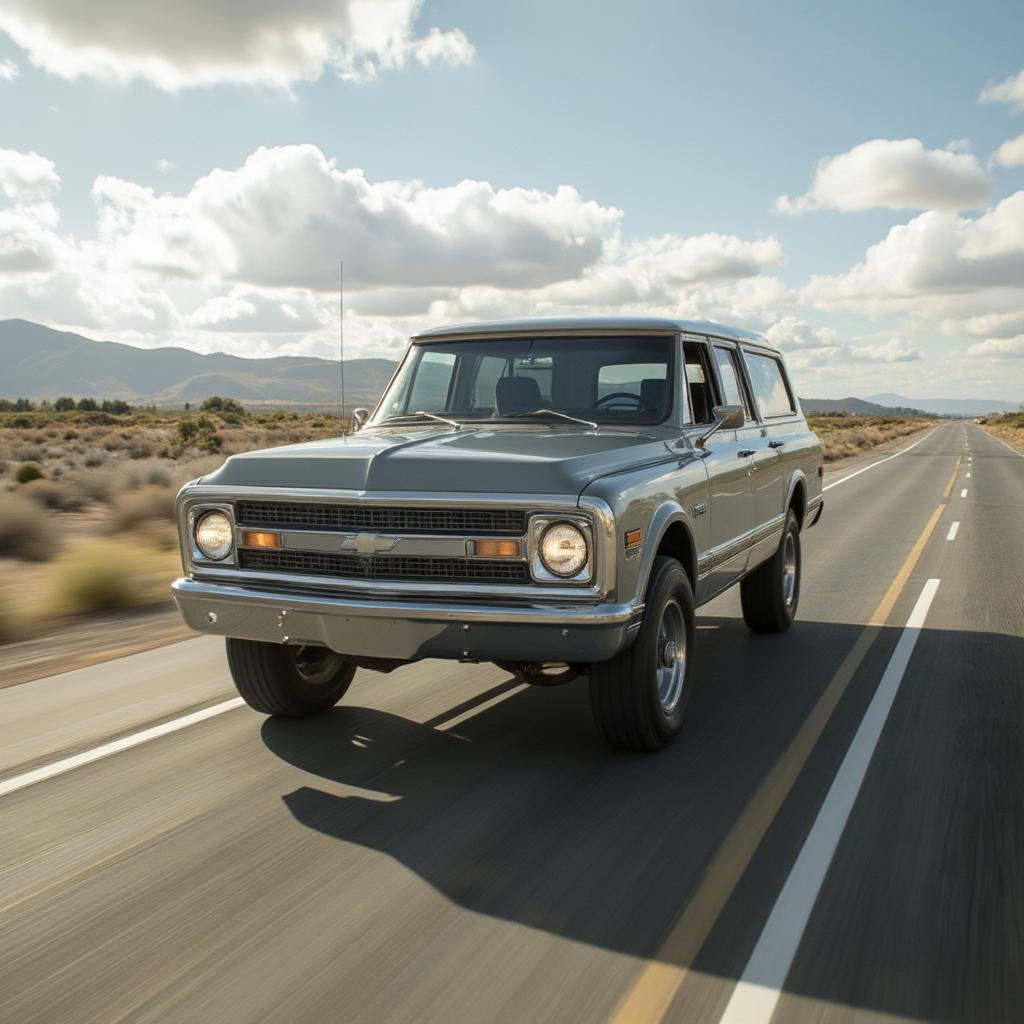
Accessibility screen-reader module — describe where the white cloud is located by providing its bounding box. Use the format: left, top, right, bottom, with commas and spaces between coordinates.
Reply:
92, 144, 623, 290
0, 58, 17, 80
802, 191, 1024, 314
966, 335, 1024, 359
980, 68, 1024, 112
0, 0, 474, 90
940, 310, 1024, 338
0, 201, 64, 275
764, 316, 839, 351
846, 338, 922, 363
992, 133, 1024, 168
0, 148, 60, 198
155, 158, 174, 173
186, 289, 325, 333
776, 138, 990, 214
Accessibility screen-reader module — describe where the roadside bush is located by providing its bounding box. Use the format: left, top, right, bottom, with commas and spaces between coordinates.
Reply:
0, 494, 59, 561
15, 462, 44, 484
110, 484, 175, 530
43, 540, 175, 617
200, 396, 245, 415
20, 479, 87, 512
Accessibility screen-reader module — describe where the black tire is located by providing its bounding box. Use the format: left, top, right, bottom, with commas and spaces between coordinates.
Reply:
740, 510, 801, 633
225, 638, 356, 716
588, 556, 696, 751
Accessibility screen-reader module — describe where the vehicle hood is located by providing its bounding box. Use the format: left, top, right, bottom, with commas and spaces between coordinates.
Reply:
200, 426, 673, 496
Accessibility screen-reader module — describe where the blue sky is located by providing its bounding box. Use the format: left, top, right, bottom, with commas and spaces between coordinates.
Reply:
1, 0, 1023, 399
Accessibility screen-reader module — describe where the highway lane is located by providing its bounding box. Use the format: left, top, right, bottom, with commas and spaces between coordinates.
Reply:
1, 421, 1021, 1023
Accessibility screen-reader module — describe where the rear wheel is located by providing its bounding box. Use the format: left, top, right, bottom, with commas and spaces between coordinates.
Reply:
226, 638, 356, 716
740, 510, 801, 633
588, 556, 696, 751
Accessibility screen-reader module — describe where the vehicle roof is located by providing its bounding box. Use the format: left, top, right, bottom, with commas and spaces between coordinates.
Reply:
411, 316, 775, 349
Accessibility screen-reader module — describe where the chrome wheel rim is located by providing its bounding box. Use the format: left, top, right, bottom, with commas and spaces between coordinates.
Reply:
290, 645, 345, 685
782, 532, 797, 609
656, 598, 687, 714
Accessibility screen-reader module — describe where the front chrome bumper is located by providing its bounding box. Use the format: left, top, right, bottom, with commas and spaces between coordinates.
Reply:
172, 578, 642, 664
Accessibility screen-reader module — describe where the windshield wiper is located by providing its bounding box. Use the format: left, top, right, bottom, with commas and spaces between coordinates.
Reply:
380, 410, 463, 431
503, 408, 598, 430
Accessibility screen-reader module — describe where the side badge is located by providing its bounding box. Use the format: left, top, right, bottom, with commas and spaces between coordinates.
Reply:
690, 501, 707, 518
624, 528, 643, 559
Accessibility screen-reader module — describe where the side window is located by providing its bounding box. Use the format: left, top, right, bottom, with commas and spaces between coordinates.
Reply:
682, 341, 716, 424
713, 346, 753, 420
744, 352, 796, 418
471, 355, 508, 410
402, 351, 456, 412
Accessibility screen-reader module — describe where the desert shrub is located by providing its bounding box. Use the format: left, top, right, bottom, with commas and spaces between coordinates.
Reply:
20, 478, 87, 511
110, 484, 175, 530
63, 428, 79, 440
54, 396, 76, 412
144, 464, 172, 487
15, 462, 45, 484
200, 396, 245, 415
0, 494, 59, 561
43, 540, 175, 617
10, 415, 33, 428
83, 450, 107, 468
77, 398, 99, 412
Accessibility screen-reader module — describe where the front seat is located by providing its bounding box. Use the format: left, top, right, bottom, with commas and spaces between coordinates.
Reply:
496, 376, 543, 415
639, 378, 666, 414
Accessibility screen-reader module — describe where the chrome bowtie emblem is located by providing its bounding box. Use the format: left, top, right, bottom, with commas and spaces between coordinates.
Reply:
341, 532, 399, 556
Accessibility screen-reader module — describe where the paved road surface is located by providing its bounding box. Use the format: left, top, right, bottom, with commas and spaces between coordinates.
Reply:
1, 422, 1021, 1024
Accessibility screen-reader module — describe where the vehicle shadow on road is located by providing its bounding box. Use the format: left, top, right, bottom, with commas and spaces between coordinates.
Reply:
261, 614, 1024, 1021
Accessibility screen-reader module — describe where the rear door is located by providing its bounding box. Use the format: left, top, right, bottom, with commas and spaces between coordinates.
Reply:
740, 347, 795, 548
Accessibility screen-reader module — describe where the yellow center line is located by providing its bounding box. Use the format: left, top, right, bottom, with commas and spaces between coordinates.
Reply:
942, 455, 963, 500
609, 498, 949, 1024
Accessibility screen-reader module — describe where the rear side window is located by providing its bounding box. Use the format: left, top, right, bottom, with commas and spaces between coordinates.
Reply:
712, 346, 753, 420
744, 351, 796, 418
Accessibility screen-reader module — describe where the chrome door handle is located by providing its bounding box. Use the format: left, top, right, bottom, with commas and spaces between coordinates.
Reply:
768, 440, 785, 449
738, 449, 756, 458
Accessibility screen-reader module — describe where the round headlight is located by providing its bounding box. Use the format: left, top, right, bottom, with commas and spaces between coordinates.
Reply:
539, 522, 588, 578
194, 510, 233, 561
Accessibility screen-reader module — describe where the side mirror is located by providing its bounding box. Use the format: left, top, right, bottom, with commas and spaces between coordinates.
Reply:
695, 404, 744, 449
350, 407, 370, 432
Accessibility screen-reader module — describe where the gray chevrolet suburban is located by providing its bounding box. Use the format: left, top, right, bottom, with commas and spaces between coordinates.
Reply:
173, 317, 824, 750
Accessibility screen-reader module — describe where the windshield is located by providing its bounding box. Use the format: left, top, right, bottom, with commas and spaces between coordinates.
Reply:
373, 335, 674, 426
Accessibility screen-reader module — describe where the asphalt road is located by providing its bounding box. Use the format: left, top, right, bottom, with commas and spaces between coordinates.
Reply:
1, 421, 1021, 1024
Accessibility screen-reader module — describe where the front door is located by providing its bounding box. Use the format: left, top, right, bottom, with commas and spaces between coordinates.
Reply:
683, 341, 754, 598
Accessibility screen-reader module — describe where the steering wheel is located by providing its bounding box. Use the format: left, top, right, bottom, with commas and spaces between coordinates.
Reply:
594, 391, 658, 414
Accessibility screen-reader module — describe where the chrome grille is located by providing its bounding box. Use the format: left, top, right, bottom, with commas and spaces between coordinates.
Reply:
238, 549, 529, 583
236, 501, 525, 535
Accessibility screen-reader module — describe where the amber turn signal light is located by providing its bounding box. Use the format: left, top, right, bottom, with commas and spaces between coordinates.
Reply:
471, 539, 522, 558
240, 530, 282, 549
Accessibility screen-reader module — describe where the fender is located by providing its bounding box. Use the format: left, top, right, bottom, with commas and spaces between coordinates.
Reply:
784, 469, 807, 522
633, 500, 699, 605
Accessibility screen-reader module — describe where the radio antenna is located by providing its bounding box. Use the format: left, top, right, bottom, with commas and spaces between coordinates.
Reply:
339, 259, 346, 427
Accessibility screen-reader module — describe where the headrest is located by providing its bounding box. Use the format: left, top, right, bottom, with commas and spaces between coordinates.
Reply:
495, 375, 542, 414
640, 378, 666, 412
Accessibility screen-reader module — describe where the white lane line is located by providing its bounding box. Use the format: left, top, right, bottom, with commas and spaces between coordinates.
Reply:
0, 698, 245, 798
436, 684, 529, 732
947, 522, 960, 541
822, 430, 935, 493
990, 434, 1024, 458
717, 579, 941, 1024
960, 488, 968, 498
966, 472, 971, 478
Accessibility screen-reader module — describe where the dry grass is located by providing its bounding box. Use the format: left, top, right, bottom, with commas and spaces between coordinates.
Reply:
808, 414, 933, 462
0, 494, 60, 561
980, 412, 1024, 453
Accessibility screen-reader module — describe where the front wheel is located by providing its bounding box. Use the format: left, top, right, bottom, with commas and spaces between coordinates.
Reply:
226, 639, 356, 716
740, 510, 801, 633
588, 556, 696, 751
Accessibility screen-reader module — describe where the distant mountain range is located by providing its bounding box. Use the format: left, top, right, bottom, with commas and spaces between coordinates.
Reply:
1, 319, 1018, 418
0, 319, 396, 409
866, 392, 1018, 417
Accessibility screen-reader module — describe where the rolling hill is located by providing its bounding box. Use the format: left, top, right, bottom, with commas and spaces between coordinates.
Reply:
0, 319, 397, 408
